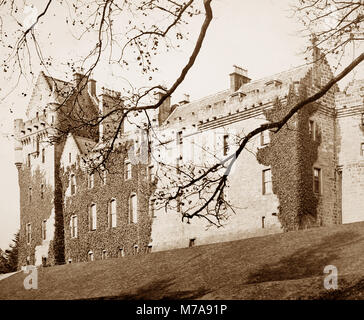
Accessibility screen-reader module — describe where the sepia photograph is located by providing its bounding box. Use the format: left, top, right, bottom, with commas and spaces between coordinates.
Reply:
0, 0, 363, 309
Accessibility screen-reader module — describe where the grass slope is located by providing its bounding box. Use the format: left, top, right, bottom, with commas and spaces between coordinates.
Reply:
1, 222, 364, 300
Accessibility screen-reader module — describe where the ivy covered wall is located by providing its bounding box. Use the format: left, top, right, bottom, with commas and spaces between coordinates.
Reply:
61, 146, 154, 263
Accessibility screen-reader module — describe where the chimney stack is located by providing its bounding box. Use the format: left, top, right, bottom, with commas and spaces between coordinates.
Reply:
88, 79, 96, 97
155, 90, 172, 126
229, 65, 250, 92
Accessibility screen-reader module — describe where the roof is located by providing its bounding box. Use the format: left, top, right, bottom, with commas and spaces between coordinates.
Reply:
73, 135, 97, 155
164, 64, 311, 127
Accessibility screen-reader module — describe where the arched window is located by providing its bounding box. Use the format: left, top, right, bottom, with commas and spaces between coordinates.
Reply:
129, 194, 138, 223
88, 250, 94, 262
108, 199, 117, 228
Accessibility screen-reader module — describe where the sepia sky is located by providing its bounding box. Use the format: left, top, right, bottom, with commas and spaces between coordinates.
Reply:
0, 0, 362, 249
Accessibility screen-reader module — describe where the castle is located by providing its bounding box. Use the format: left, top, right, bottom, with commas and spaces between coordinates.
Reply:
13, 54, 364, 267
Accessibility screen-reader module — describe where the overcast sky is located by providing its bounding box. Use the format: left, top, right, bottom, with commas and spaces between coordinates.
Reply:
0, 0, 362, 250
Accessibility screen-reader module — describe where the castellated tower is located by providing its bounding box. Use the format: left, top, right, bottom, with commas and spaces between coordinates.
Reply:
14, 71, 99, 267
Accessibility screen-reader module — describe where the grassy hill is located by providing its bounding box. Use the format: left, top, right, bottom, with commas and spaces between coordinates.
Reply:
1, 221, 364, 300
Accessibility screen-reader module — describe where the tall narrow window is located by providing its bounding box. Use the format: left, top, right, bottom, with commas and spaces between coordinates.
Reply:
177, 131, 183, 160
361, 143, 364, 156
119, 248, 125, 258
88, 173, 94, 189
41, 220, 47, 240
109, 199, 117, 228
133, 244, 139, 255
313, 168, 321, 194
262, 216, 265, 229
41, 148, 45, 163
102, 250, 107, 260
40, 184, 44, 199
69, 152, 72, 163
361, 113, 364, 125
27, 154, 31, 167
90, 204, 97, 230
129, 194, 138, 223
70, 174, 76, 195
148, 165, 154, 182
26, 223, 31, 244
71, 215, 78, 238
223, 134, 229, 156
88, 251, 94, 261
149, 198, 156, 218
262, 169, 272, 195
125, 161, 132, 180
28, 187, 32, 203
260, 130, 270, 146
309, 120, 314, 138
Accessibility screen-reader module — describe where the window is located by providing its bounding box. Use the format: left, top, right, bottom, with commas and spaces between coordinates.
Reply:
26, 223, 31, 244
70, 215, 78, 238
27, 154, 31, 167
148, 165, 154, 182
133, 244, 139, 255
109, 199, 117, 228
262, 169, 272, 195
223, 134, 229, 156
88, 173, 94, 189
70, 174, 76, 195
88, 251, 94, 262
262, 216, 265, 229
125, 161, 132, 180
313, 168, 321, 194
90, 204, 97, 230
149, 199, 156, 218
41, 148, 45, 163
309, 120, 319, 140
147, 245, 152, 253
102, 250, 107, 260
361, 143, 364, 156
177, 131, 183, 160
40, 184, 44, 199
69, 152, 71, 163
41, 220, 47, 240
260, 130, 270, 146
129, 194, 138, 223
361, 113, 364, 125
119, 248, 125, 258
29, 187, 32, 203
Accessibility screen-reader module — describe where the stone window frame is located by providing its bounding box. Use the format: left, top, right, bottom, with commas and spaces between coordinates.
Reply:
41, 219, 47, 240
101, 250, 107, 260
26, 223, 32, 245
89, 203, 97, 231
262, 168, 272, 195
70, 215, 78, 238
70, 173, 76, 195
124, 160, 132, 180
260, 130, 270, 146
313, 167, 322, 194
88, 250, 94, 261
223, 134, 229, 156
108, 198, 117, 228
88, 173, 94, 189
129, 193, 138, 224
